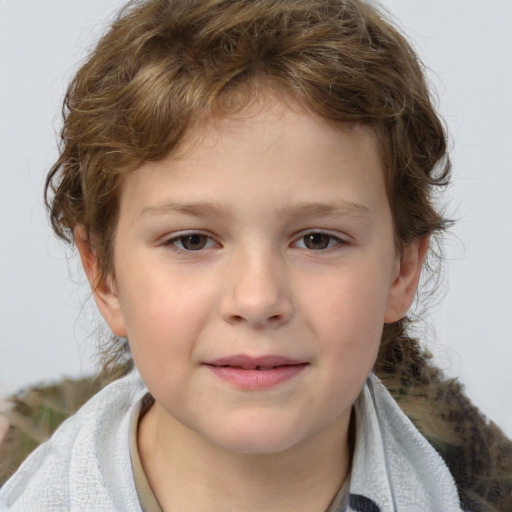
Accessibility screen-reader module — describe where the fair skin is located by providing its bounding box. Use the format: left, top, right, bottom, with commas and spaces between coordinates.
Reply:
77, 96, 427, 512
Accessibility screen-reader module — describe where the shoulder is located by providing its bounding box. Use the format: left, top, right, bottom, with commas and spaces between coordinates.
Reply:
351, 375, 464, 511
0, 371, 146, 511
379, 368, 512, 512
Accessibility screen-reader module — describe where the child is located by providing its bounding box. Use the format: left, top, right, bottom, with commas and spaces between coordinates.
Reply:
1, 0, 511, 510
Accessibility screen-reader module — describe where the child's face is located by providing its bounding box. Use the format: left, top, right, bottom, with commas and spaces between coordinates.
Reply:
90, 96, 422, 454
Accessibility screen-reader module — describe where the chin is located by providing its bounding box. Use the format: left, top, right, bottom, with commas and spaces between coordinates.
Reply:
207, 419, 308, 455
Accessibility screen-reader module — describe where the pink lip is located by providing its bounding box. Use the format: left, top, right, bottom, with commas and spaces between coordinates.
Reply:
203, 355, 308, 390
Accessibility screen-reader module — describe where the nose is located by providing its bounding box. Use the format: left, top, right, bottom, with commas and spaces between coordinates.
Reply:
219, 250, 293, 328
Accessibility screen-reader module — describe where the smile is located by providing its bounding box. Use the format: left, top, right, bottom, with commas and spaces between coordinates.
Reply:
203, 355, 308, 390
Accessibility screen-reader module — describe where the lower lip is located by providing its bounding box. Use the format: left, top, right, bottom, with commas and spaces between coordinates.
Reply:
204, 364, 307, 390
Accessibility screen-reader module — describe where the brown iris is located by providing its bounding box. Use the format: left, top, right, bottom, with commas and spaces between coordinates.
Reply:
180, 234, 208, 250
303, 233, 332, 250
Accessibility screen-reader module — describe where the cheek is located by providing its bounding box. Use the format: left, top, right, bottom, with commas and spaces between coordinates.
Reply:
117, 266, 216, 373
306, 262, 391, 334
303, 262, 391, 373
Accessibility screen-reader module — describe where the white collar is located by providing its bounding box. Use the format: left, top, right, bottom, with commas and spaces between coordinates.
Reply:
344, 374, 463, 512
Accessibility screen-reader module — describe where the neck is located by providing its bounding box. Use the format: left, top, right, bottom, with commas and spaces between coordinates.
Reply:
138, 403, 352, 512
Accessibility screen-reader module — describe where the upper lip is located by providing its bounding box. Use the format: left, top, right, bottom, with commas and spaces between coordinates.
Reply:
204, 355, 307, 370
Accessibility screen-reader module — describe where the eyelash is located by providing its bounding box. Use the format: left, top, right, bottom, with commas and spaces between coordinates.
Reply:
292, 232, 345, 251
162, 231, 346, 253
163, 232, 219, 252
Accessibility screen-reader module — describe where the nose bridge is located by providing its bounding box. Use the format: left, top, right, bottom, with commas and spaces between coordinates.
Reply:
220, 242, 293, 327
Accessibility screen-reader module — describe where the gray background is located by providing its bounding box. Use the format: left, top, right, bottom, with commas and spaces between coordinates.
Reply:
1, 0, 511, 437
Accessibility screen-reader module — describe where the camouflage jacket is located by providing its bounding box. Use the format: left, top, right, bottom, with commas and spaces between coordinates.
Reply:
0, 365, 511, 511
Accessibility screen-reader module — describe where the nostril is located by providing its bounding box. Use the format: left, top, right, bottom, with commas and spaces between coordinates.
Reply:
227, 313, 283, 326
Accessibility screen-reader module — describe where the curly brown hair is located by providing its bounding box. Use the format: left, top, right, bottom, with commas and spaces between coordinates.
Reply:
45, 0, 451, 380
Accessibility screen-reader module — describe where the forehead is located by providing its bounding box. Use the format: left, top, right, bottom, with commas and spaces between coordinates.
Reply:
180, 95, 379, 163
118, 96, 386, 221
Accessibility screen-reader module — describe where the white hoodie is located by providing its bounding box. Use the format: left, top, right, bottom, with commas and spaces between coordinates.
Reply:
0, 371, 464, 512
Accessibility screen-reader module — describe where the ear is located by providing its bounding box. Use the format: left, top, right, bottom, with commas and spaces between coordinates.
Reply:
74, 225, 127, 337
384, 236, 430, 323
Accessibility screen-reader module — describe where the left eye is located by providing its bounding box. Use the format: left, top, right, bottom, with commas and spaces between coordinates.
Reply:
294, 233, 342, 250
167, 234, 216, 251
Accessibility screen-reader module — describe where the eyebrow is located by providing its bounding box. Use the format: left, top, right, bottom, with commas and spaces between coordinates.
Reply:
277, 200, 370, 219
138, 200, 234, 219
138, 199, 370, 220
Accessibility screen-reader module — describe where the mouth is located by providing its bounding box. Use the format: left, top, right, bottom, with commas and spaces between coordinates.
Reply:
204, 355, 307, 370
203, 355, 308, 390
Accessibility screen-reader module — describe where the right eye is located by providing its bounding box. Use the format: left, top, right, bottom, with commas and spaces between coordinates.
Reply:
165, 233, 217, 251
293, 232, 344, 251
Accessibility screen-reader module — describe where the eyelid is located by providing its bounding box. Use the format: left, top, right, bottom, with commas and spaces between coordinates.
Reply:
162, 230, 221, 251
291, 230, 348, 250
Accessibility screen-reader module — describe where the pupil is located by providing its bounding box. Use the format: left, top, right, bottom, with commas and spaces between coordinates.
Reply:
182, 234, 206, 250
305, 233, 329, 250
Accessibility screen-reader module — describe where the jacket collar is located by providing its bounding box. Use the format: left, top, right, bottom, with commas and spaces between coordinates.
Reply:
344, 374, 463, 512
